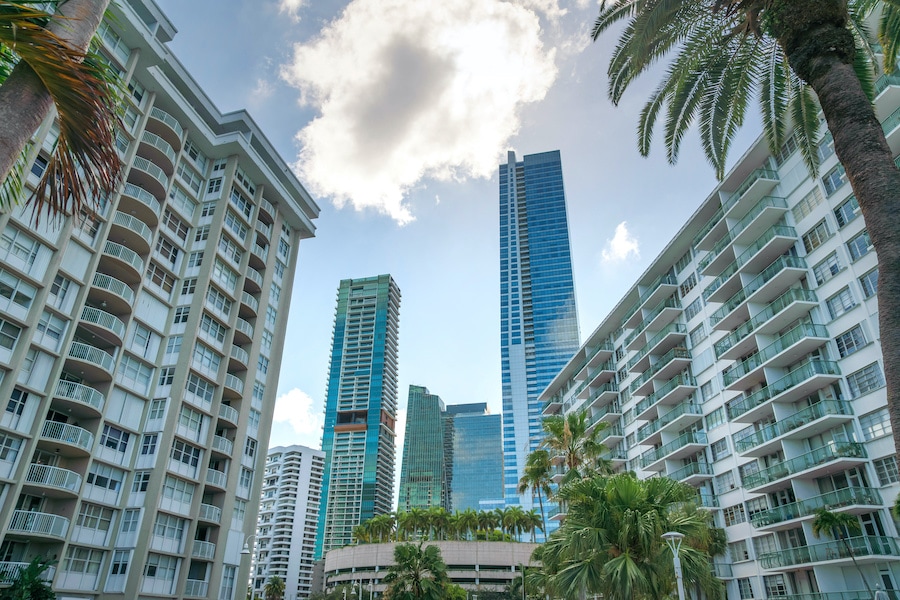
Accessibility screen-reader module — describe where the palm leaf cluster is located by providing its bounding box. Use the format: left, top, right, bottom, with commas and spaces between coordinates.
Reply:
352, 506, 543, 544
0, 0, 122, 219
592, 0, 900, 178
538, 473, 724, 600
382, 543, 451, 600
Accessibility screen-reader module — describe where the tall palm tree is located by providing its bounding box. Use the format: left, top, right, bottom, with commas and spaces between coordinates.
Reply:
0, 0, 122, 219
426, 506, 450, 540
456, 508, 479, 541
517, 448, 553, 537
382, 542, 451, 600
263, 576, 285, 600
524, 510, 544, 543
540, 473, 724, 600
0, 556, 55, 600
811, 508, 873, 597
590, 0, 900, 456
540, 411, 607, 485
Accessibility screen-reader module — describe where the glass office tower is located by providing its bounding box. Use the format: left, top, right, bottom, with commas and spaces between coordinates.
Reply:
444, 403, 503, 512
499, 150, 580, 509
398, 385, 447, 512
315, 275, 400, 559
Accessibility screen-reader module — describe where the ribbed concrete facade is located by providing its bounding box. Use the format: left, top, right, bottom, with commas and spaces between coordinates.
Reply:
541, 78, 900, 599
0, 1, 318, 598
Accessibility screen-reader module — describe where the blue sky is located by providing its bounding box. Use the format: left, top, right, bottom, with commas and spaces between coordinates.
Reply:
153, 0, 758, 451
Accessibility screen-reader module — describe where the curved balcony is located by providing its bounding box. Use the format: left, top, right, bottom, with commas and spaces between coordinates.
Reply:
229, 345, 249, 371
223, 373, 244, 398
725, 359, 841, 423
90, 272, 135, 315
218, 403, 239, 427
640, 430, 707, 471
256, 221, 273, 241
67, 341, 115, 381
249, 243, 268, 270
147, 106, 184, 149
128, 156, 169, 201
722, 323, 830, 391
234, 318, 254, 344
80, 306, 126, 346
101, 240, 144, 283
25, 463, 82, 497
759, 535, 900, 570
111, 211, 153, 253
244, 266, 263, 293
751, 486, 882, 531
53, 379, 105, 417
138, 131, 176, 175
240, 291, 259, 317
211, 434, 234, 457
198, 503, 222, 524
120, 182, 161, 226
734, 400, 854, 457
39, 421, 94, 456
258, 198, 275, 223
185, 579, 210, 598
205, 468, 227, 491
7, 510, 69, 540
742, 442, 867, 493
191, 540, 217, 561
0, 562, 55, 584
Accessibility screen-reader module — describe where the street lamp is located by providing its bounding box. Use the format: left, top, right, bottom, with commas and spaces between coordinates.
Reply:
662, 531, 686, 600
241, 534, 258, 556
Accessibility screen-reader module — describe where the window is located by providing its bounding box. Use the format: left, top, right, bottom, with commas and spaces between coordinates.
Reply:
76, 503, 113, 531
148, 398, 167, 420
220, 565, 237, 600
158, 367, 174, 386
248, 409, 261, 431
224, 210, 248, 241
100, 424, 130, 452
0, 225, 40, 269
711, 437, 731, 461
859, 268, 879, 298
679, 272, 697, 297
110, 550, 130, 576
266, 306, 277, 329
87, 462, 123, 491
201, 200, 217, 217
235, 166, 256, 195
162, 475, 195, 505
723, 503, 747, 526
261, 330, 273, 356
212, 260, 237, 291
165, 336, 183, 357
121, 508, 140, 533
835, 325, 866, 358
846, 230, 873, 262
701, 380, 717, 403
193, 342, 221, 375
257, 355, 269, 375
817, 131, 835, 161
173, 306, 190, 324
206, 179, 222, 197
826, 287, 856, 319
130, 323, 152, 357
146, 262, 175, 293
0, 318, 22, 351
753, 534, 777, 557
278, 238, 291, 260
31, 154, 49, 178
729, 540, 750, 562
270, 283, 281, 304
737, 578, 754, 600
229, 187, 253, 219
178, 406, 203, 434
244, 437, 257, 459
714, 470, 736, 494
218, 235, 243, 265
206, 287, 232, 316
689, 324, 706, 347
170, 439, 201, 467
200, 314, 227, 344
141, 434, 158, 455
834, 195, 860, 228
274, 260, 286, 280
859, 408, 892, 441
802, 219, 832, 253
183, 139, 207, 171
239, 467, 253, 489
187, 251, 204, 268
7, 388, 28, 416
764, 574, 788, 597
0, 268, 37, 310
194, 225, 210, 242
873, 456, 899, 485
154, 236, 179, 267
63, 546, 103, 574
813, 252, 842, 285
36, 310, 66, 345
181, 279, 197, 296
745, 497, 768, 520
847, 363, 885, 397
792, 187, 825, 222
776, 131, 800, 165
176, 160, 202, 194
117, 355, 152, 393
822, 164, 848, 196
186, 374, 215, 405
0, 433, 21, 462
674, 251, 692, 274
144, 553, 177, 580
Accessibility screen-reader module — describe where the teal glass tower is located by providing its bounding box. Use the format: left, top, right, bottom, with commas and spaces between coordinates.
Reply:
500, 150, 579, 509
398, 385, 447, 511
315, 275, 401, 559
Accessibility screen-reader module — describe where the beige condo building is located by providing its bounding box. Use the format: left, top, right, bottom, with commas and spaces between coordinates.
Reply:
0, 1, 318, 598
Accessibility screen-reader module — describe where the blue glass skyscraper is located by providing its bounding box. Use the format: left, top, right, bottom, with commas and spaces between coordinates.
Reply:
500, 150, 579, 510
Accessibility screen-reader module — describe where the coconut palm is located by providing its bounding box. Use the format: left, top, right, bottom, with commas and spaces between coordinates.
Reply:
811, 508, 873, 597
263, 576, 285, 600
540, 411, 608, 485
0, 0, 122, 219
540, 473, 724, 600
590, 0, 900, 456
0, 556, 55, 600
382, 542, 451, 600
517, 448, 553, 536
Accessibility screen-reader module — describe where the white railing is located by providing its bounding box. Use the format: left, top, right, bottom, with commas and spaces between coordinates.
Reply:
8, 510, 69, 537
230, 346, 249, 364
113, 211, 153, 246
121, 183, 161, 215
191, 540, 216, 560
41, 421, 94, 452
184, 579, 209, 598
241, 292, 259, 312
150, 106, 184, 138
92, 273, 135, 304
212, 435, 234, 456
206, 469, 227, 488
141, 131, 177, 164
67, 341, 115, 373
218, 403, 239, 424
80, 306, 126, 338
26, 463, 82, 493
235, 318, 254, 339
55, 380, 105, 412
198, 503, 222, 523
103, 240, 143, 272
245, 267, 263, 288
131, 156, 168, 189
224, 374, 244, 394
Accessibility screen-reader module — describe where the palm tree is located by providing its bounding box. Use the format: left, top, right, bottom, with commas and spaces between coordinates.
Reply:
426, 506, 450, 540
524, 510, 544, 543
382, 542, 451, 600
456, 508, 479, 541
540, 411, 607, 485
0, 0, 122, 219
540, 473, 724, 600
517, 448, 553, 537
263, 576, 286, 600
476, 509, 499, 539
590, 0, 900, 456
811, 508, 873, 597
0, 556, 55, 600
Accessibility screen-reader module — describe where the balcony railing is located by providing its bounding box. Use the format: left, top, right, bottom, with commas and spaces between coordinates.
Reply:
634, 372, 697, 416
92, 272, 135, 305
699, 196, 788, 270
628, 323, 687, 370
8, 510, 69, 538
726, 359, 840, 420
112, 211, 153, 246
714, 288, 818, 356
668, 462, 713, 481
734, 400, 853, 453
26, 463, 82, 493
198, 503, 222, 523
759, 535, 900, 569
709, 255, 808, 324
722, 168, 780, 212
81, 306, 126, 339
767, 592, 894, 600
640, 431, 707, 468
625, 296, 681, 346
750, 486, 882, 528
150, 106, 184, 138
54, 379, 105, 412
692, 204, 726, 247
629, 347, 692, 395
722, 323, 829, 386
742, 442, 866, 489
41, 421, 94, 452
131, 156, 168, 189
122, 182, 161, 215
218, 403, 239, 425
637, 400, 702, 442
67, 341, 115, 373
141, 131, 177, 164
103, 240, 143, 272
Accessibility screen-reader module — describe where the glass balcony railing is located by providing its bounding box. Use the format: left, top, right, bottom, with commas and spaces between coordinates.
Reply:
726, 359, 840, 420
742, 442, 866, 489
758, 535, 900, 569
734, 400, 852, 453
693, 205, 726, 247
637, 400, 702, 441
699, 197, 788, 271
638, 274, 678, 305
714, 288, 818, 356
625, 297, 681, 346
628, 323, 687, 370
722, 168, 780, 212
875, 72, 900, 95
750, 486, 882, 528
629, 347, 692, 395
709, 255, 808, 323
640, 431, 707, 468
668, 461, 713, 481
703, 224, 796, 300
635, 374, 698, 417
881, 104, 900, 135
722, 323, 829, 386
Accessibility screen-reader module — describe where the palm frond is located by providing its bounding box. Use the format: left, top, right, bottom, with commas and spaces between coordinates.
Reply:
592, 0, 639, 41
880, 3, 900, 73
789, 81, 821, 175
759, 41, 789, 154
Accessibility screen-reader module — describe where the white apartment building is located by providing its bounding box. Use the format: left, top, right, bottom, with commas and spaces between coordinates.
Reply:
0, 1, 319, 598
252, 445, 324, 600
541, 76, 900, 599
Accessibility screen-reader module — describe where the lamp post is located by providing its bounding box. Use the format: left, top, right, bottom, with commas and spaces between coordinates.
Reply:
662, 531, 686, 600
241, 534, 258, 556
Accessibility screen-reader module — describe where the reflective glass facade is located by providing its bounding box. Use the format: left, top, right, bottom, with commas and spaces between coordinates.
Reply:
315, 275, 400, 559
499, 150, 579, 510
445, 404, 503, 512
398, 385, 447, 511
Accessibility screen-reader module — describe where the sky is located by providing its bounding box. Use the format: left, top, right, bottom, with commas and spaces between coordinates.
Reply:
152, 0, 760, 453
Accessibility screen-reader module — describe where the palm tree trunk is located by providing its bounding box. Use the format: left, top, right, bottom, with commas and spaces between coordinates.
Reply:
537, 490, 547, 540
772, 0, 900, 457
0, 0, 110, 182
840, 535, 875, 598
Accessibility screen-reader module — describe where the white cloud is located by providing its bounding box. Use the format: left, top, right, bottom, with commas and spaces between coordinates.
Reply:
281, 0, 559, 223
272, 388, 323, 447
601, 221, 640, 263
278, 0, 305, 21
